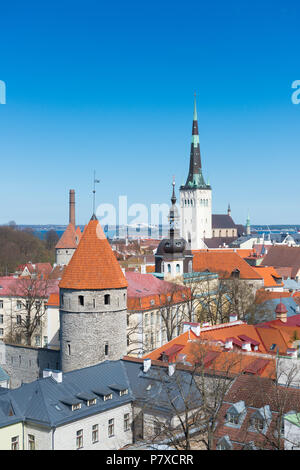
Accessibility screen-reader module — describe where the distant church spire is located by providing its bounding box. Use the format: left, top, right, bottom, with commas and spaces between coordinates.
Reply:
169, 177, 180, 239
228, 203, 231, 217
246, 212, 251, 235
182, 94, 210, 190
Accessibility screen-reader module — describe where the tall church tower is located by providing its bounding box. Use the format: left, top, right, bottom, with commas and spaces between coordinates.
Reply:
180, 96, 212, 249
59, 214, 128, 373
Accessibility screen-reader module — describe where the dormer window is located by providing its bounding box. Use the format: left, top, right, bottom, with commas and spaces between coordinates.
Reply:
119, 389, 128, 397
87, 398, 97, 406
250, 405, 272, 433
225, 401, 246, 428
231, 269, 240, 279
104, 393, 112, 401
72, 403, 81, 411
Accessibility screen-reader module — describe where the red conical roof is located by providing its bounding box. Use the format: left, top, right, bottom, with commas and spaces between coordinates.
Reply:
59, 217, 127, 290
55, 223, 78, 249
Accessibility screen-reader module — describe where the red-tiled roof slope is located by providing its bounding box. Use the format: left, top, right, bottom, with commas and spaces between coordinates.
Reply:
59, 218, 127, 290
192, 251, 263, 280
55, 223, 78, 249
252, 266, 283, 288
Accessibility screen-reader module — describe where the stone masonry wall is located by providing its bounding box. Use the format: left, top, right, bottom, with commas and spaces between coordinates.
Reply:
0, 342, 60, 389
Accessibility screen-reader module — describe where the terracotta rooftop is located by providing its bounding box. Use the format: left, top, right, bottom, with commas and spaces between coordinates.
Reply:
252, 266, 283, 288
59, 217, 128, 290
126, 272, 190, 311
192, 251, 263, 280
55, 223, 81, 249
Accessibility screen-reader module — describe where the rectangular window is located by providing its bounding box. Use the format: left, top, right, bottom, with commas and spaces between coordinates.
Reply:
16, 301, 22, 310
11, 436, 19, 450
76, 429, 83, 449
0, 329, 4, 337
28, 434, 35, 450
78, 295, 84, 306
87, 398, 97, 406
0, 315, 3, 324
0, 300, 3, 309
43, 336, 48, 347
16, 314, 21, 325
108, 418, 114, 437
92, 424, 98, 443
105, 342, 109, 356
72, 403, 81, 411
124, 413, 130, 431
104, 393, 112, 401
35, 335, 41, 347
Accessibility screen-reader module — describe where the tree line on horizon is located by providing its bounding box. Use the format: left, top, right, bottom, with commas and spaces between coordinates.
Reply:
0, 223, 59, 275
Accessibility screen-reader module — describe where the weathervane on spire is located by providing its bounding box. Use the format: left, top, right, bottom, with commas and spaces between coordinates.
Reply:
92, 170, 100, 216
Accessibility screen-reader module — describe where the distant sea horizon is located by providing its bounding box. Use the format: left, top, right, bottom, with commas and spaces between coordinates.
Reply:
13, 224, 300, 241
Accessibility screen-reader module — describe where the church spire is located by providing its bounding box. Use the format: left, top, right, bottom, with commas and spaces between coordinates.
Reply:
181, 94, 210, 190
169, 178, 180, 239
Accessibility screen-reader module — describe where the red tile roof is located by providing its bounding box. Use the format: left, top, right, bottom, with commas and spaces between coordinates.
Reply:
59, 218, 128, 290
55, 223, 80, 249
252, 266, 283, 288
192, 251, 263, 280
126, 272, 190, 311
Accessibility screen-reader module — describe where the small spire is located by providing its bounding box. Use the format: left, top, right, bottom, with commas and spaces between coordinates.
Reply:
171, 175, 176, 205
193, 92, 197, 121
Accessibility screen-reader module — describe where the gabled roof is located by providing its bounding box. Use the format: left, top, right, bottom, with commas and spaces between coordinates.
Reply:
212, 214, 237, 229
192, 251, 263, 280
55, 223, 80, 249
261, 246, 300, 278
59, 217, 127, 290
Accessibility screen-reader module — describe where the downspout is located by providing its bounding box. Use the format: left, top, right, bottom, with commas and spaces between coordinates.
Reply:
52, 427, 56, 450
22, 420, 25, 450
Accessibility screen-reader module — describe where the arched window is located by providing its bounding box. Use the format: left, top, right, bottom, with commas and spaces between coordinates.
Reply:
176, 264, 180, 273
104, 294, 110, 305
167, 264, 171, 273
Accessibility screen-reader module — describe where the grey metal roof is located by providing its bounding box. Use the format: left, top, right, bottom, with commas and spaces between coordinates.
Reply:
0, 358, 201, 429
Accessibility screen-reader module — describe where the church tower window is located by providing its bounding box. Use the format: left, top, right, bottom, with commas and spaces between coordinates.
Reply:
104, 294, 110, 305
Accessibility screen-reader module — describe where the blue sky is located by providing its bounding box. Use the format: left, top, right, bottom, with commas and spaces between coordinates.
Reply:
0, 0, 299, 225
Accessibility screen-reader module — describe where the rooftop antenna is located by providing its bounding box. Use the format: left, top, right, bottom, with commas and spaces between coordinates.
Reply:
92, 170, 100, 216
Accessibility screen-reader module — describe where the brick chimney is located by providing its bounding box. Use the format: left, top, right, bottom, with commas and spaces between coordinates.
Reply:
69, 189, 75, 226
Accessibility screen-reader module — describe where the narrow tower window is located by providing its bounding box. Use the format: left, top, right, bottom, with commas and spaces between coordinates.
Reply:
67, 343, 71, 356
105, 342, 109, 356
104, 294, 110, 305
78, 295, 84, 306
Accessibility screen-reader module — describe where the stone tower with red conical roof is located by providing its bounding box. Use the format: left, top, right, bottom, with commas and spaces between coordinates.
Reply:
59, 214, 128, 372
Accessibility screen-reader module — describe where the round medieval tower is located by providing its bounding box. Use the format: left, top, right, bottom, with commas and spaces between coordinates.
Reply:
59, 214, 128, 373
